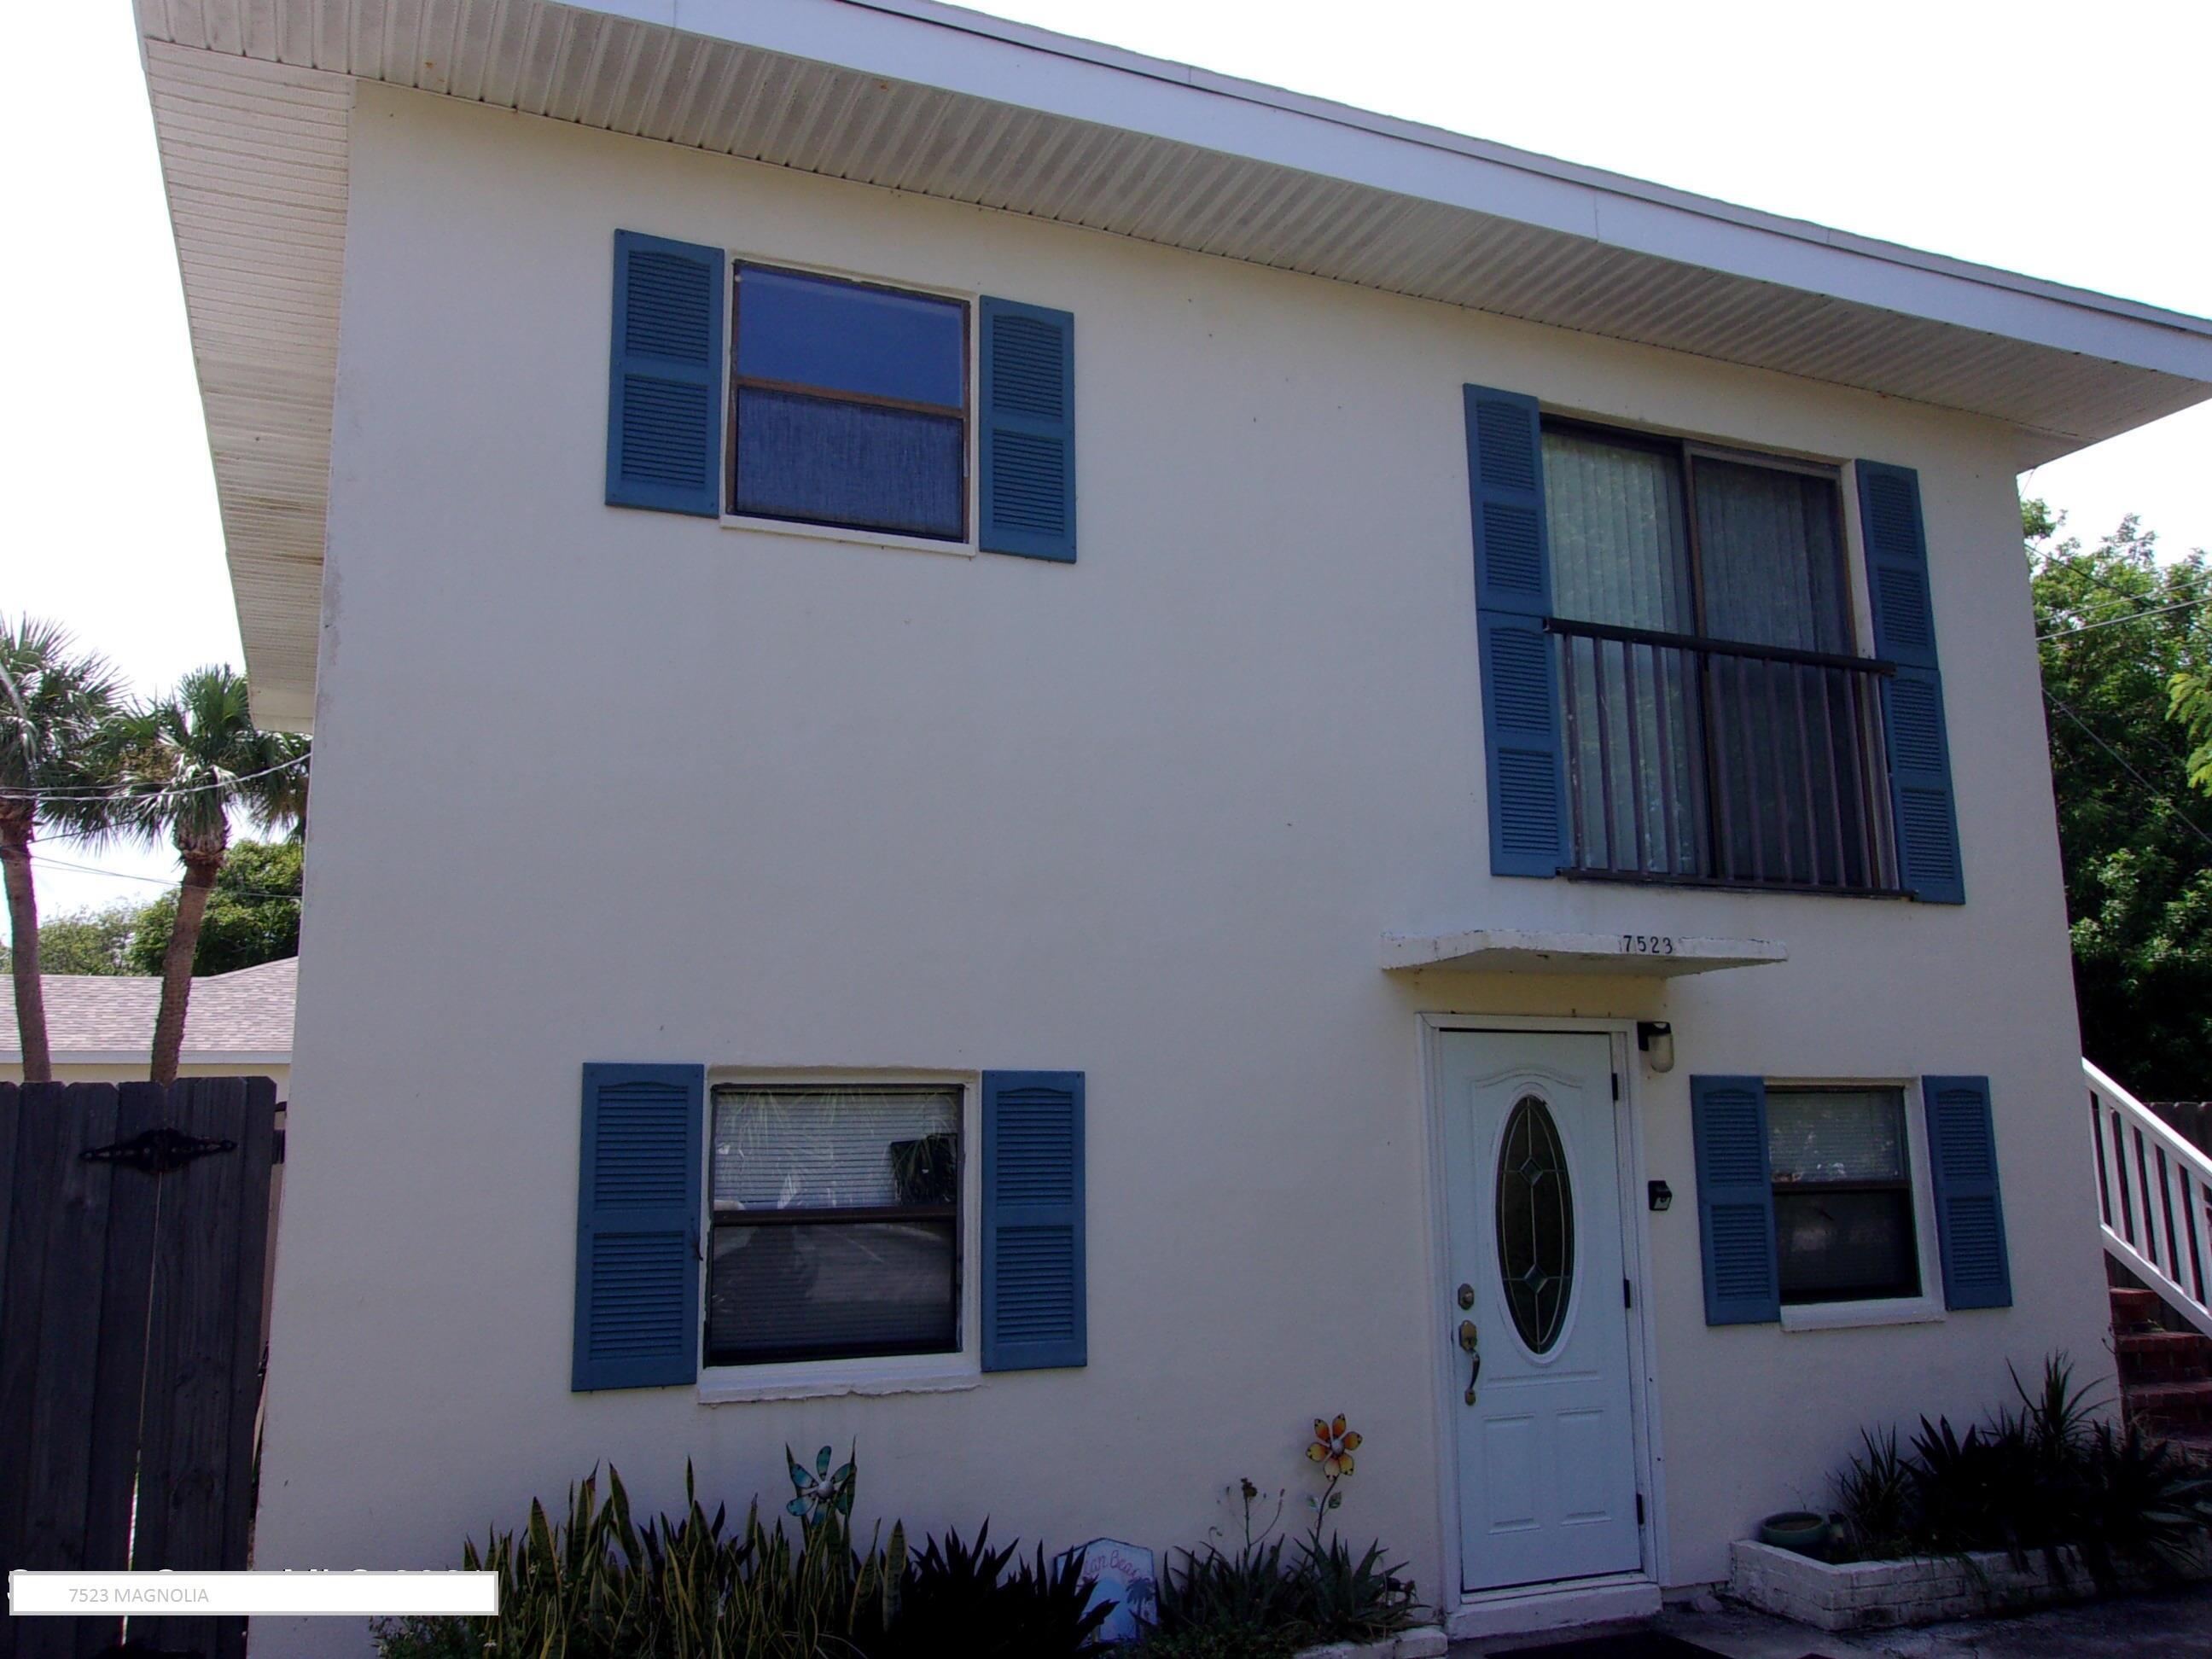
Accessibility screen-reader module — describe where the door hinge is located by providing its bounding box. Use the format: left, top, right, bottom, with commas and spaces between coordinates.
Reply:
1636, 1493, 1645, 1525
1623, 1278, 1633, 1309
1611, 1073, 1621, 1100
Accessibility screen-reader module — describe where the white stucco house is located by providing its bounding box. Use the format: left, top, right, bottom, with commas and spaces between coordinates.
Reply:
132, 1, 2212, 1649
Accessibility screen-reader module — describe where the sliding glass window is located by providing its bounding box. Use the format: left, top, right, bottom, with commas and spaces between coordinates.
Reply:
1542, 423, 1896, 893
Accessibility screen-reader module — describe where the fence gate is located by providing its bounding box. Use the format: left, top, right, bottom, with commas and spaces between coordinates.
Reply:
0, 1078, 279, 1659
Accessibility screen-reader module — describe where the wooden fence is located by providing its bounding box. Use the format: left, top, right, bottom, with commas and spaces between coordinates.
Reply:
0, 1079, 279, 1659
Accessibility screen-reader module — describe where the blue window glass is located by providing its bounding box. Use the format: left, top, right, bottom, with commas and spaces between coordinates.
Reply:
731, 265, 967, 539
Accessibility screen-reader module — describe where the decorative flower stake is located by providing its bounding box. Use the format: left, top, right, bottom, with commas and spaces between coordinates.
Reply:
785, 1443, 856, 1523
1305, 1413, 1362, 1521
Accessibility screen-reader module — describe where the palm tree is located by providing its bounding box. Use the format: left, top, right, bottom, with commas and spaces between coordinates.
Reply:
0, 617, 125, 1082
115, 666, 309, 1086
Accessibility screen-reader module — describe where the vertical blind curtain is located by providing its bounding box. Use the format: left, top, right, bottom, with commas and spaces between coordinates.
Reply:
1693, 459, 1850, 653
731, 264, 967, 540
1543, 430, 1705, 876
708, 1086, 960, 1365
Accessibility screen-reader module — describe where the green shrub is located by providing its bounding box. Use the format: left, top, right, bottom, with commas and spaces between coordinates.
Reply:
1825, 1353, 2212, 1586
873, 1524, 1111, 1658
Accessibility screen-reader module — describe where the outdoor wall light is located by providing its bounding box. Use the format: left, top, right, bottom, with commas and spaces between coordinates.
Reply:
1649, 1179, 1674, 1214
1636, 1020, 1675, 1074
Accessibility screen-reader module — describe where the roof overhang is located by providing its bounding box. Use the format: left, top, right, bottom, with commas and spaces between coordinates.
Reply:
135, 0, 2212, 730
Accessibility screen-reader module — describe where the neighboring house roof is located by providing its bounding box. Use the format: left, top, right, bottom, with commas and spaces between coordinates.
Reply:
0, 958, 296, 1065
133, 0, 2212, 731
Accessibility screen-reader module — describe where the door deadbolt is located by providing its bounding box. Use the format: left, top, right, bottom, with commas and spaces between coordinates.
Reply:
1456, 1283, 1476, 1310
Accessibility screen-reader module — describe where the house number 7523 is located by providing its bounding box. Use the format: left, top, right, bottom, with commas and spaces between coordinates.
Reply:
1619, 934, 1677, 956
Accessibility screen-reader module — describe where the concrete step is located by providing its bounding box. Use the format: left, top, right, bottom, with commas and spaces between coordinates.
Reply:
2110, 1285, 2165, 1328
2116, 1329, 2212, 1382
2123, 1378, 2212, 1429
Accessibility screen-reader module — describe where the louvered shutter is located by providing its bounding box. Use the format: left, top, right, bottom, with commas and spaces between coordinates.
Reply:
1465, 385, 1568, 876
981, 1071, 1086, 1371
606, 231, 725, 517
1922, 1075, 2011, 1309
573, 1062, 704, 1390
1856, 462, 1963, 903
1691, 1075, 1780, 1325
979, 299, 1076, 562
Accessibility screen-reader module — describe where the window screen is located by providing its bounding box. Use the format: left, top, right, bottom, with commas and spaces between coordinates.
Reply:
730, 266, 967, 540
1767, 1086, 1919, 1305
707, 1084, 960, 1366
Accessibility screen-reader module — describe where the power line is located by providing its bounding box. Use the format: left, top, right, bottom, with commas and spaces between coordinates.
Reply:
0, 753, 308, 803
26, 852, 302, 904
2043, 690, 2212, 854
2037, 592, 2212, 643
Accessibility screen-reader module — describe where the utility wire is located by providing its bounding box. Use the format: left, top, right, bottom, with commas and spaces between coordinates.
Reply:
2043, 690, 2212, 854
26, 851, 301, 903
0, 753, 307, 803
2037, 592, 2212, 643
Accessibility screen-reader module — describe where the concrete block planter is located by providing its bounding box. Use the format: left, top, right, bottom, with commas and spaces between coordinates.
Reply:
1730, 1537, 2212, 1632
1290, 1627, 1448, 1659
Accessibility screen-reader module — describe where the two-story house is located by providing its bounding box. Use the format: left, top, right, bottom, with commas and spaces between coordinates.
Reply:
131, 0, 2212, 1649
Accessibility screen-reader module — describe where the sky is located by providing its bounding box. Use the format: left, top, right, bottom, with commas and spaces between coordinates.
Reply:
4, 0, 2209, 936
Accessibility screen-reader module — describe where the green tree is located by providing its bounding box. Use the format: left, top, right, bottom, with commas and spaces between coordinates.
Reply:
30, 901, 148, 975
0, 618, 125, 1081
113, 667, 308, 1085
2029, 502, 2212, 1098
125, 840, 302, 977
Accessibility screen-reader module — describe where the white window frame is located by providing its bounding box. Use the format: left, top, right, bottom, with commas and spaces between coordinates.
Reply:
1772, 1076, 1947, 1333
696, 1068, 984, 1405
718, 253, 981, 560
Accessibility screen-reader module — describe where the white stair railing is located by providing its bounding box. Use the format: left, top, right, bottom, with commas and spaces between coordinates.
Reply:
2088, 1057, 2212, 1340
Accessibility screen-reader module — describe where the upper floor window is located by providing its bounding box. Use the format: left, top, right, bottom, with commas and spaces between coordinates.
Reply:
729, 265, 969, 542
1540, 421, 1900, 894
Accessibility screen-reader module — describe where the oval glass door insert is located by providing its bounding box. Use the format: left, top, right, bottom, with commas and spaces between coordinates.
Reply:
1496, 1094, 1575, 1353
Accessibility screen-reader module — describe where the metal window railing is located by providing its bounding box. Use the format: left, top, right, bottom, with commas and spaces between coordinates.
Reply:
1546, 616, 1903, 896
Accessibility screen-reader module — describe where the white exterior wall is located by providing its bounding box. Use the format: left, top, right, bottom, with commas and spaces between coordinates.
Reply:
255, 84, 2105, 1649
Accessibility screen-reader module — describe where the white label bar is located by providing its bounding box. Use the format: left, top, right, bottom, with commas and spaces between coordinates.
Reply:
9, 1571, 498, 1617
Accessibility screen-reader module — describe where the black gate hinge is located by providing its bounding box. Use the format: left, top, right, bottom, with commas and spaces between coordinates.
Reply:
81, 1126, 238, 1175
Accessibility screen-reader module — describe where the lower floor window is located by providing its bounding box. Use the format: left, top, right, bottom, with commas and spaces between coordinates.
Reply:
707, 1083, 961, 1366
1767, 1086, 1920, 1305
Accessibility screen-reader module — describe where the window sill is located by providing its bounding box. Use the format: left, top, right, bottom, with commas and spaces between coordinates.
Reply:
1780, 1295, 1945, 1333
719, 513, 976, 559
697, 1359, 981, 1406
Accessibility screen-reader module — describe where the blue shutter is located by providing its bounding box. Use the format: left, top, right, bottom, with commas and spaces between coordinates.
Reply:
981, 1071, 1086, 1371
1691, 1075, 1779, 1325
573, 1062, 704, 1391
1465, 385, 1567, 877
607, 231, 725, 517
1923, 1075, 2011, 1309
979, 299, 1075, 562
1856, 462, 1963, 903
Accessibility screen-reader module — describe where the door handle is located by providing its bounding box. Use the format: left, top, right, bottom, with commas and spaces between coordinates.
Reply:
1458, 1319, 1481, 1406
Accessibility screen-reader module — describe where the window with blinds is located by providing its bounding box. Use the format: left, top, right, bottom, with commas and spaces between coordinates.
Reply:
729, 265, 969, 540
1767, 1086, 1920, 1305
707, 1084, 961, 1366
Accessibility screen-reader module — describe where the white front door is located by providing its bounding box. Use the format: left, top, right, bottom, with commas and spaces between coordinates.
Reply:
1439, 1029, 1641, 1593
